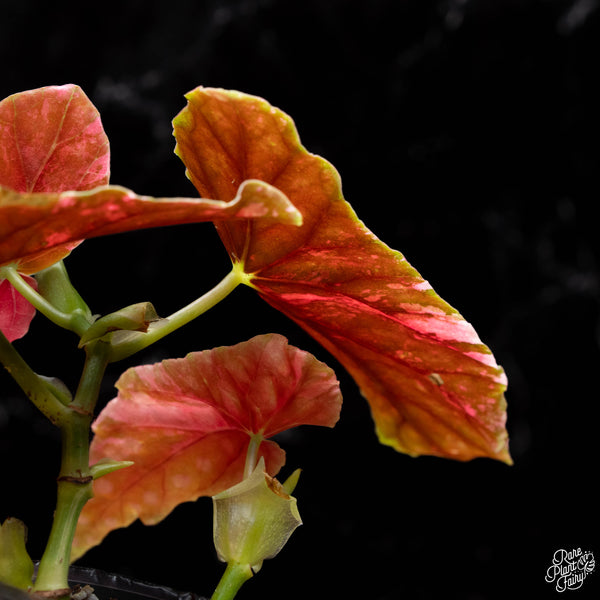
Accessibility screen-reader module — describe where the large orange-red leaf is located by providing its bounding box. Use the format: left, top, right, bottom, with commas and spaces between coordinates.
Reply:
72, 334, 341, 560
0, 180, 300, 272
173, 87, 511, 464
0, 84, 111, 273
0, 275, 37, 342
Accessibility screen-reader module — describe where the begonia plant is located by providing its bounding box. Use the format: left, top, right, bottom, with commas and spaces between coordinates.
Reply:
0, 84, 510, 600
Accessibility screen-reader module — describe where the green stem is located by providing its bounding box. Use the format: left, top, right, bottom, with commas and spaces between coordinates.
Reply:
109, 265, 247, 362
32, 482, 91, 598
0, 329, 70, 425
211, 562, 253, 600
0, 266, 89, 336
70, 340, 111, 416
33, 341, 110, 596
244, 434, 264, 479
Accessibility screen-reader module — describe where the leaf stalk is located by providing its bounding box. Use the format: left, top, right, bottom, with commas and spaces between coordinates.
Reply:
0, 329, 70, 426
0, 266, 91, 336
108, 266, 246, 361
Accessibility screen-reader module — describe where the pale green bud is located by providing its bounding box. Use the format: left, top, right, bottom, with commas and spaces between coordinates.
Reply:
0, 518, 34, 590
212, 458, 302, 573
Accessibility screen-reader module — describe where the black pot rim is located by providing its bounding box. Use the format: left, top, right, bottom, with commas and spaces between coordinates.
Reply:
68, 566, 207, 600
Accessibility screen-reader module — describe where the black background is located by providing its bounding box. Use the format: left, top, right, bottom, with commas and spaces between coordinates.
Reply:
1, 1, 599, 599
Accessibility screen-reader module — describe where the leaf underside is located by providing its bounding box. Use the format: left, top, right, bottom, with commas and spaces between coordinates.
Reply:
0, 180, 300, 273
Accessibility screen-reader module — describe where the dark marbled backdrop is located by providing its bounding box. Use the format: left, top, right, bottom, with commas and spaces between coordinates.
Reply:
1, 1, 599, 599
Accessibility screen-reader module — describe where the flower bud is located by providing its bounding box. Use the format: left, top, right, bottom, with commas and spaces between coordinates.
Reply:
212, 458, 302, 573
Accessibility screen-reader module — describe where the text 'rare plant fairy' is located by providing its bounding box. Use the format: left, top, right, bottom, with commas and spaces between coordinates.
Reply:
0, 84, 510, 600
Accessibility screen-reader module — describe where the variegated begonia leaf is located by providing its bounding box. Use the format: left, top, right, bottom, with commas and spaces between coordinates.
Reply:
0, 84, 109, 338
72, 334, 342, 560
0, 84, 110, 194
173, 87, 511, 464
0, 84, 111, 272
0, 180, 300, 272
0, 275, 37, 342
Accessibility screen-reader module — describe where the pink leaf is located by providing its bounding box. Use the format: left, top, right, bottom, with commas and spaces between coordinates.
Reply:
72, 334, 341, 560
0, 84, 110, 193
0, 276, 37, 342
0, 84, 110, 272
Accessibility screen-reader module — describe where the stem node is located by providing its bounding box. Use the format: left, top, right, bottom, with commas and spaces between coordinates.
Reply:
56, 475, 93, 485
